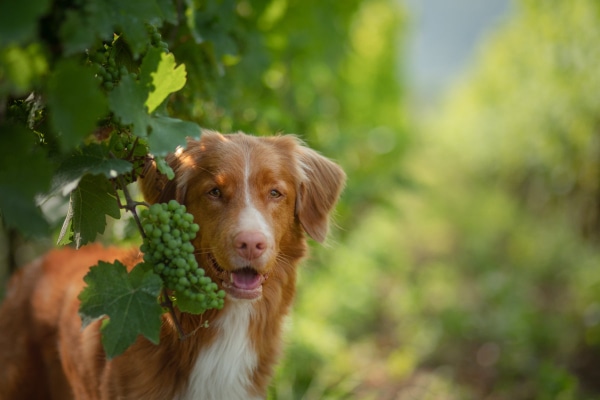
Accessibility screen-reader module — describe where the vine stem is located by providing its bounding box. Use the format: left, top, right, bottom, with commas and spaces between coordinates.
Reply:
160, 288, 187, 340
115, 173, 148, 239
110, 151, 187, 339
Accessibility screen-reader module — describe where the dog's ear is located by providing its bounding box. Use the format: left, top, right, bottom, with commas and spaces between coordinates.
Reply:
296, 146, 346, 243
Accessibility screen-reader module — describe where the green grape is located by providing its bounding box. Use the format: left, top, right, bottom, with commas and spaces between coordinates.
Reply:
145, 22, 170, 53
140, 200, 225, 314
88, 43, 131, 90
113, 137, 124, 152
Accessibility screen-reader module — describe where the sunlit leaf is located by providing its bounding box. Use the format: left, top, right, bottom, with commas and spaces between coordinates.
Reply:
141, 48, 187, 113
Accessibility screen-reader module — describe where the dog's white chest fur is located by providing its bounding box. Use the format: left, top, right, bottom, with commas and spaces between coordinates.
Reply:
177, 300, 261, 400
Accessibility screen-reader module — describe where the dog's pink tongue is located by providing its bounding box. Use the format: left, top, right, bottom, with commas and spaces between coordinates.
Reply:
232, 269, 262, 290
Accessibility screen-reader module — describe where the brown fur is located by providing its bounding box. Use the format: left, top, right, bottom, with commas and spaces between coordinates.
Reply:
0, 131, 345, 399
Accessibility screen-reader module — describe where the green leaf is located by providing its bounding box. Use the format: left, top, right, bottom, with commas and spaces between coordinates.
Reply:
60, 174, 120, 248
52, 144, 133, 196
0, 43, 48, 97
109, 74, 149, 138
47, 60, 108, 152
60, 9, 105, 55
154, 156, 175, 180
0, 0, 51, 46
141, 48, 187, 113
109, 54, 199, 156
0, 124, 52, 236
114, 1, 164, 56
79, 261, 163, 359
148, 115, 200, 156
156, 0, 178, 24
59, 0, 175, 57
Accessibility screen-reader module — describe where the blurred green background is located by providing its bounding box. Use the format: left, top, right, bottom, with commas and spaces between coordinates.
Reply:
2, 0, 600, 398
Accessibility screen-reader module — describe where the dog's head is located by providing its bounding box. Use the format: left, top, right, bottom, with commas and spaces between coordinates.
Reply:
140, 131, 346, 301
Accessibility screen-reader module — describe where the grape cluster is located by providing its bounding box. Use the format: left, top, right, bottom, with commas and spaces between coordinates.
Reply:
146, 23, 169, 53
140, 200, 225, 313
88, 46, 129, 91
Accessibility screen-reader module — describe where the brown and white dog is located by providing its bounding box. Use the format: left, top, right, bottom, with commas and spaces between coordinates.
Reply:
0, 131, 346, 400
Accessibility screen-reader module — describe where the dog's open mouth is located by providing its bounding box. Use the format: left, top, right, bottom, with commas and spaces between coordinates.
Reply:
209, 255, 266, 300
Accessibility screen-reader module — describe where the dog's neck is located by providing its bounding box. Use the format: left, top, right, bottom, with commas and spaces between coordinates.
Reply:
177, 300, 261, 400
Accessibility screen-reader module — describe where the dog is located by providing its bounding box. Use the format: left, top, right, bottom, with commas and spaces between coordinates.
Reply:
0, 131, 346, 399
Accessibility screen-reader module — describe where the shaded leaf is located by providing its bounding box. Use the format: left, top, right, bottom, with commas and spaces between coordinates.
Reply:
52, 144, 133, 196
60, 0, 175, 56
79, 261, 163, 359
0, 0, 51, 46
108, 74, 149, 137
47, 60, 108, 152
0, 124, 52, 236
59, 9, 105, 55
61, 174, 120, 248
148, 115, 200, 156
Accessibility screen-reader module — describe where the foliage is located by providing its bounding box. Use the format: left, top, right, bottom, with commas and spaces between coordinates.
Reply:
423, 1, 600, 396
440, 0, 600, 240
269, 0, 600, 398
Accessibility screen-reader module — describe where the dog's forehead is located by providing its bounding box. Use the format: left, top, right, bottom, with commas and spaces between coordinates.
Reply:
189, 133, 298, 176
180, 132, 302, 183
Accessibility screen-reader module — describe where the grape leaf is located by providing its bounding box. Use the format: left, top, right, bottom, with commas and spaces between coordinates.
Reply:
109, 52, 199, 156
79, 261, 163, 359
60, 9, 108, 56
60, 0, 176, 56
60, 174, 120, 248
108, 74, 148, 138
156, 0, 178, 24
141, 48, 187, 113
47, 60, 108, 152
0, 124, 52, 236
148, 115, 200, 156
52, 144, 133, 196
0, 0, 51, 46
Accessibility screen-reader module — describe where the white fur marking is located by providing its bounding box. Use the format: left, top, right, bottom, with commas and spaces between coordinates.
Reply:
178, 301, 260, 400
238, 150, 273, 241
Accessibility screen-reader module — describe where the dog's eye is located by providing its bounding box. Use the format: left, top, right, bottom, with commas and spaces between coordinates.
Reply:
269, 189, 282, 198
208, 188, 222, 198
